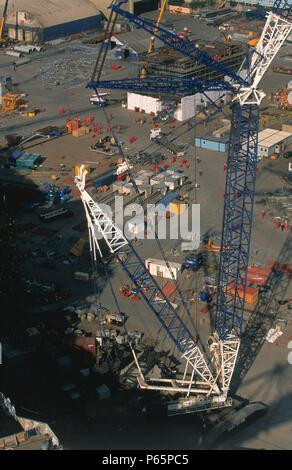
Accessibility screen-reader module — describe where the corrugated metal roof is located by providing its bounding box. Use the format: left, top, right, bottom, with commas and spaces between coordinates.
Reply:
258, 128, 292, 147
3, 0, 103, 28
142, 10, 222, 42
257, 128, 279, 140
111, 13, 222, 54
112, 29, 165, 54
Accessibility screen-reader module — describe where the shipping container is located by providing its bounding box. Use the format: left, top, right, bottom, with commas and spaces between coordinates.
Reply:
145, 258, 182, 280
158, 282, 177, 298
195, 136, 228, 152
15, 152, 41, 169
227, 282, 258, 304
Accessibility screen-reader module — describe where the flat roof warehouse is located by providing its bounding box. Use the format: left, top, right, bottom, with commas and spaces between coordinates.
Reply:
1, 0, 106, 42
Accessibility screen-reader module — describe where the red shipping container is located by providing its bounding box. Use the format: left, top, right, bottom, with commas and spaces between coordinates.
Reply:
73, 336, 96, 357
158, 282, 177, 298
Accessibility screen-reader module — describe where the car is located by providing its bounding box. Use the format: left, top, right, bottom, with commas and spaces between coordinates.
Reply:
283, 150, 292, 158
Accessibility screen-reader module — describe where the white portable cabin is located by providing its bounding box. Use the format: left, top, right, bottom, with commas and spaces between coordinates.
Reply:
126, 216, 145, 237
252, 128, 292, 157
145, 258, 182, 280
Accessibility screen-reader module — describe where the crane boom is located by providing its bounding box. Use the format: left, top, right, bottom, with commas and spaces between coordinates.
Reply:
87, 76, 236, 96
75, 166, 220, 398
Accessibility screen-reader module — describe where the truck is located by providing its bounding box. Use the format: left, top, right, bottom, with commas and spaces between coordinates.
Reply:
104, 312, 124, 325
89, 93, 110, 106
184, 253, 203, 271
150, 128, 162, 141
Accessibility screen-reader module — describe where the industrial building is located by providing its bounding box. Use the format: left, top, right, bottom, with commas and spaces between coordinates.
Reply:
110, 29, 165, 60
195, 135, 229, 153
1, 0, 105, 43
252, 128, 292, 157
97, 0, 160, 18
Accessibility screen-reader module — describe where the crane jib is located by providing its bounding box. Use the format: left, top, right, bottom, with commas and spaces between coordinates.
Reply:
109, 2, 250, 89
87, 78, 236, 96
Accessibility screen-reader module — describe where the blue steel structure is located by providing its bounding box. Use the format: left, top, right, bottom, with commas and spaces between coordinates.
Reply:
80, 0, 292, 406
215, 103, 259, 340
87, 76, 235, 96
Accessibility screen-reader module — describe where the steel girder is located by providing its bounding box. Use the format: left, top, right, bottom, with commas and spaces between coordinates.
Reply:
87, 77, 235, 96
214, 103, 260, 341
103, 1, 249, 88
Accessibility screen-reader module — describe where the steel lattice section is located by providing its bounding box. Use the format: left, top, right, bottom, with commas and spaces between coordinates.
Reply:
76, 175, 215, 385
220, 338, 240, 393
87, 77, 235, 96
215, 103, 260, 341
105, 1, 249, 88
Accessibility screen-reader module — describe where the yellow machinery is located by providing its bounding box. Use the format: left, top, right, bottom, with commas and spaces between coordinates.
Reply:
204, 239, 221, 253
1, 92, 23, 112
204, 239, 230, 253
69, 232, 88, 257
216, 0, 226, 9
248, 38, 260, 47
140, 0, 167, 78
219, 26, 232, 54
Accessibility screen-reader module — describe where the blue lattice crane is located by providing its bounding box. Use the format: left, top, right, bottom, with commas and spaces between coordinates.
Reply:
76, 0, 292, 415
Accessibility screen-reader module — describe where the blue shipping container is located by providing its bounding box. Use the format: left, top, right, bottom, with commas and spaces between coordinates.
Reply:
195, 136, 228, 153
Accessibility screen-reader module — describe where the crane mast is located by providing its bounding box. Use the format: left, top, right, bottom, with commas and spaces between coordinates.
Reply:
76, 0, 292, 415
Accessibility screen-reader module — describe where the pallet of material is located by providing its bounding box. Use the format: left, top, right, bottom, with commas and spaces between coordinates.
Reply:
72, 127, 90, 137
